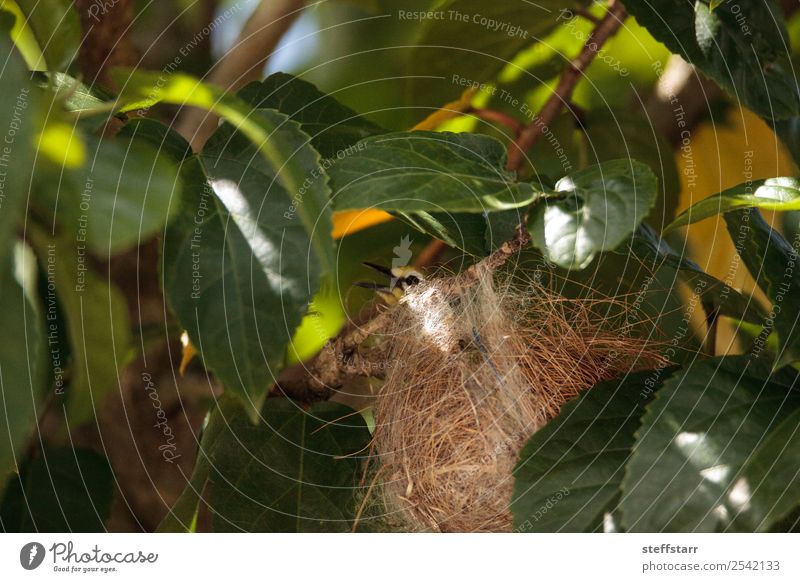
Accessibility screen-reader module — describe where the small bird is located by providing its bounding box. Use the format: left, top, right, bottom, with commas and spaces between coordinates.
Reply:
356, 262, 424, 305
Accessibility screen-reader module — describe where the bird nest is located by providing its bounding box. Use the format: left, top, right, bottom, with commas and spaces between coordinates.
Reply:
362, 265, 664, 532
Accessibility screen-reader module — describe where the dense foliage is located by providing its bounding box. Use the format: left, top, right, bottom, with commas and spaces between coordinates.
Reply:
1, 0, 799, 532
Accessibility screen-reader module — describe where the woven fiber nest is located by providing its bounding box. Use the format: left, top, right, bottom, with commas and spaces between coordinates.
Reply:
366, 266, 664, 532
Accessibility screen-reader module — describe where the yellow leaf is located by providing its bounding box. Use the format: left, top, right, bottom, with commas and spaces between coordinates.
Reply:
676, 106, 796, 353
412, 88, 477, 131
332, 209, 393, 239
330, 88, 477, 239
179, 330, 198, 376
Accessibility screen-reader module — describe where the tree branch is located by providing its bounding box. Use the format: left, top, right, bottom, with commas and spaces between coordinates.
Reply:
506, 0, 628, 171
175, 0, 306, 150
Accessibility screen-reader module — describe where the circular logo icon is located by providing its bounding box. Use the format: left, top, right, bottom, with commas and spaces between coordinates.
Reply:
20, 542, 45, 570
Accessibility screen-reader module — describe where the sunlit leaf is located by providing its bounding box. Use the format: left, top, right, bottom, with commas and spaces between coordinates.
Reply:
528, 159, 658, 269
620, 356, 800, 532
330, 131, 542, 212
666, 177, 800, 232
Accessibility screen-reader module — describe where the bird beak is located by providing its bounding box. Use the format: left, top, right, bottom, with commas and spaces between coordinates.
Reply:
362, 261, 394, 278
354, 281, 390, 292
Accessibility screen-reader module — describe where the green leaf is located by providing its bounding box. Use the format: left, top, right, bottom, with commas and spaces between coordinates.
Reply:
628, 224, 765, 325
729, 408, 800, 531
723, 209, 800, 368
73, 135, 181, 255
117, 118, 193, 163
206, 398, 370, 532
409, 0, 579, 106
666, 177, 800, 232
0, 248, 45, 493
582, 111, 682, 228
163, 136, 328, 412
396, 209, 521, 257
528, 159, 659, 269
0, 14, 35, 258
330, 131, 542, 212
622, 0, 799, 119
158, 394, 240, 533
112, 68, 334, 272
511, 369, 677, 532
28, 228, 131, 424
238, 72, 384, 159
620, 356, 800, 532
0, 448, 114, 532
35, 72, 116, 114
14, 0, 80, 71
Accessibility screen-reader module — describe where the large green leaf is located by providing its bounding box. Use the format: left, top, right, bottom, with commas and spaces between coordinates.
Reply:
14, 0, 80, 71
724, 209, 800, 367
528, 159, 659, 269
408, 0, 581, 106
205, 398, 370, 532
0, 13, 35, 259
238, 73, 384, 159
330, 131, 542, 212
112, 69, 334, 273
28, 229, 131, 424
511, 369, 677, 532
666, 178, 800, 232
117, 118, 194, 163
29, 127, 181, 256
620, 356, 800, 532
628, 224, 765, 325
163, 129, 329, 412
0, 249, 45, 493
729, 408, 800, 532
623, 0, 799, 120
76, 135, 181, 255
0, 448, 114, 532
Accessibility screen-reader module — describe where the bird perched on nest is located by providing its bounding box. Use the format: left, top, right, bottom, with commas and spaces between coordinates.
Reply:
356, 262, 425, 305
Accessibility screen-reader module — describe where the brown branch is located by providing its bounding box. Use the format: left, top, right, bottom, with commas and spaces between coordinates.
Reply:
176, 0, 306, 150
415, 239, 448, 270
468, 107, 523, 136
74, 0, 138, 89
506, 0, 628, 171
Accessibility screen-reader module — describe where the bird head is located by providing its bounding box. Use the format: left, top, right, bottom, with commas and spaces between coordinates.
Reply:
356, 262, 424, 305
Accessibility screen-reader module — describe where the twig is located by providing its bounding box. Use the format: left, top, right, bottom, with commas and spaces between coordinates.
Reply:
467, 107, 523, 136
415, 239, 448, 270
576, 8, 601, 25
506, 0, 628, 171
175, 0, 306, 150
